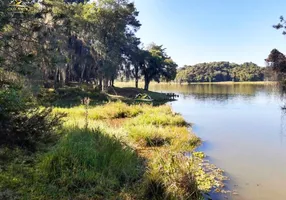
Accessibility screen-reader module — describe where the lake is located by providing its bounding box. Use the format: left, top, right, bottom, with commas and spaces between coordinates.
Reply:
149, 83, 286, 200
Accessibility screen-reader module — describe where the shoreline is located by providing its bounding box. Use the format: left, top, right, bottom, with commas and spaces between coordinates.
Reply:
115, 81, 278, 87
1, 87, 227, 199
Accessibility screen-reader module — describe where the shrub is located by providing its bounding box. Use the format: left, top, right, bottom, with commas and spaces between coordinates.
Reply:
0, 88, 64, 151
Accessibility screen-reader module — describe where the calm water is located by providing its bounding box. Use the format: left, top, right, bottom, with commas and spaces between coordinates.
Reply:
149, 84, 286, 200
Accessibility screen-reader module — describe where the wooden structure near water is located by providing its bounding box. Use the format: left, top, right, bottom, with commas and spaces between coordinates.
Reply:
166, 93, 179, 100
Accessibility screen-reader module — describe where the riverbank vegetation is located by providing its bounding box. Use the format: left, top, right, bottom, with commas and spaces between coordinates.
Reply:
0, 83, 227, 199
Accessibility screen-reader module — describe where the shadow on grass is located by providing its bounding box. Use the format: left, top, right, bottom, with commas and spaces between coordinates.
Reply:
33, 128, 145, 199
40, 86, 173, 108
0, 128, 146, 199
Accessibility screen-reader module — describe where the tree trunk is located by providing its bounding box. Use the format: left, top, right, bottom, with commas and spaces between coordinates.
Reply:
80, 64, 86, 83
102, 78, 108, 92
99, 78, 102, 91
144, 77, 150, 91
111, 78, 114, 87
134, 66, 139, 88
54, 67, 60, 89
135, 78, 138, 88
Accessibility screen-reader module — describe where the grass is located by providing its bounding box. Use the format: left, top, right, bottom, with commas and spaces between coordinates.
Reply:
54, 101, 144, 120
128, 111, 188, 127
106, 86, 170, 102
35, 128, 144, 199
39, 85, 172, 107
1, 101, 227, 199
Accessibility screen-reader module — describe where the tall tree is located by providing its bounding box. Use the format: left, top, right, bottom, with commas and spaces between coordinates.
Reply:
141, 44, 177, 90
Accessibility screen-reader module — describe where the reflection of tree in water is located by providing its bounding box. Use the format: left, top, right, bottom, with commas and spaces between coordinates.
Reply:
177, 84, 276, 102
280, 109, 286, 145
279, 85, 286, 107
279, 86, 286, 145
152, 84, 276, 102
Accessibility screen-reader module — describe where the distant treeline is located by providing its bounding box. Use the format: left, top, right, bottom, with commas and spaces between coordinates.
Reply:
176, 62, 268, 83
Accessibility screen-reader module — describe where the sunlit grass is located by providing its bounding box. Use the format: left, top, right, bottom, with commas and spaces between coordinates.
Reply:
0, 101, 226, 199
52, 101, 226, 198
128, 112, 188, 127
54, 101, 145, 120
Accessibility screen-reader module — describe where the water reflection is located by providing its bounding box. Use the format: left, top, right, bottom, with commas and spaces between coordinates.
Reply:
150, 84, 278, 102
280, 109, 286, 146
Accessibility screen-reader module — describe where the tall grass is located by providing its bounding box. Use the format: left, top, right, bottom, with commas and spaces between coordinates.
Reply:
0, 102, 226, 199
129, 112, 188, 127
54, 101, 145, 120
33, 128, 144, 199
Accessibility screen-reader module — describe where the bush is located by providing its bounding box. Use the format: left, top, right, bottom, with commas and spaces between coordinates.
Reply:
0, 88, 64, 151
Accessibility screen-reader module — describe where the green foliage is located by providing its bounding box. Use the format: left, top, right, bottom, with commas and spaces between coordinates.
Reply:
129, 111, 188, 127
0, 148, 36, 200
37, 86, 109, 107
265, 48, 286, 74
0, 88, 64, 151
176, 62, 265, 83
0, 128, 144, 200
54, 101, 144, 120
34, 128, 144, 199
145, 152, 201, 200
0, 101, 226, 199
0, 73, 64, 151
141, 44, 178, 90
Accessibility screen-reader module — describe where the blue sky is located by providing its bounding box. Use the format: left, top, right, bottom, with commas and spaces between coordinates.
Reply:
133, 0, 286, 67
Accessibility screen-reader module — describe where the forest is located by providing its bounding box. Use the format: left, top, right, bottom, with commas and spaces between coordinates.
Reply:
176, 62, 266, 83
0, 0, 177, 91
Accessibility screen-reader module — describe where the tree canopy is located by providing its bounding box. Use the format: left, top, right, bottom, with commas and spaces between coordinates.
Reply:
0, 0, 177, 91
176, 62, 265, 83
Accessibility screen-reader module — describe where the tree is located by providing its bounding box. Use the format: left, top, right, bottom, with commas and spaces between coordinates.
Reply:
264, 16, 286, 83
141, 44, 177, 90
265, 49, 286, 73
176, 62, 264, 83
0, 0, 178, 92
0, 0, 143, 91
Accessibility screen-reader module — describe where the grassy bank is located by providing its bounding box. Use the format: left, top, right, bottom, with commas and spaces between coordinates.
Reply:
38, 85, 172, 107
1, 101, 226, 199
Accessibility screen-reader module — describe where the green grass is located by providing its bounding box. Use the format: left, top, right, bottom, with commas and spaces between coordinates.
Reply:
34, 128, 144, 199
0, 128, 144, 200
1, 101, 227, 199
54, 101, 145, 120
129, 112, 188, 127
39, 85, 172, 107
